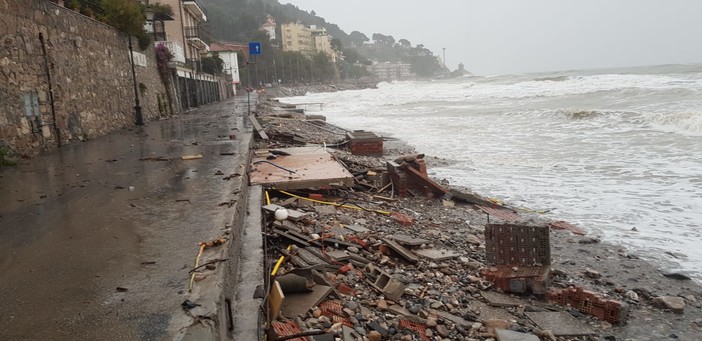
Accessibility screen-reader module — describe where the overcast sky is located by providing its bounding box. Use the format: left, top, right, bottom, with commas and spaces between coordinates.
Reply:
283, 0, 702, 75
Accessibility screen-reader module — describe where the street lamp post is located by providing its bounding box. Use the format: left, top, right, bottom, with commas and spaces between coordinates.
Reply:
128, 36, 144, 126
273, 59, 279, 84
246, 59, 252, 114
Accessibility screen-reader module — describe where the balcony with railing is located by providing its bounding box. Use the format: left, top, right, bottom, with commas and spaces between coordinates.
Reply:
181, 0, 207, 22
155, 41, 185, 65
184, 26, 199, 39
186, 58, 202, 73
183, 26, 209, 51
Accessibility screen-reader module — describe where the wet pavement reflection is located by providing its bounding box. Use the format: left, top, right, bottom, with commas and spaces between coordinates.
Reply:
0, 96, 252, 340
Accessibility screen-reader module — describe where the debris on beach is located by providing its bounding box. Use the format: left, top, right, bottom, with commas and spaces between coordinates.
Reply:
251, 95, 694, 341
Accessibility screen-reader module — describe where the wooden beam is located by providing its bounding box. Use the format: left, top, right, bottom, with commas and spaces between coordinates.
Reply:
249, 115, 269, 140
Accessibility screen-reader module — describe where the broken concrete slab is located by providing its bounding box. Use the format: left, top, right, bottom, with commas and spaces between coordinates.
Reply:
314, 205, 338, 216
525, 311, 594, 336
481, 291, 525, 308
469, 301, 516, 322
274, 229, 310, 247
296, 248, 331, 267
496, 329, 540, 341
382, 238, 419, 263
324, 250, 350, 262
342, 326, 362, 341
428, 309, 474, 327
273, 219, 301, 233
388, 304, 412, 316
414, 248, 460, 261
262, 204, 310, 221
344, 224, 370, 233
281, 284, 333, 318
250, 148, 354, 190
447, 188, 497, 207
389, 234, 429, 246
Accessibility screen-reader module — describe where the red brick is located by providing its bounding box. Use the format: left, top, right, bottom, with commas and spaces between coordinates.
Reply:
348, 236, 368, 249
546, 286, 628, 324
337, 283, 356, 296
391, 212, 414, 226
337, 263, 354, 274
308, 193, 324, 200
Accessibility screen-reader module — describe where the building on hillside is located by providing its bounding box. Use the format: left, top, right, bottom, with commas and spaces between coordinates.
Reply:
281, 21, 338, 62
143, 0, 224, 110
281, 21, 314, 55
260, 15, 276, 41
368, 62, 414, 81
310, 25, 338, 62
209, 42, 247, 95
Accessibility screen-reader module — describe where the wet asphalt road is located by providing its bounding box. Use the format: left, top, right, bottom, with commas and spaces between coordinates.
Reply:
0, 95, 252, 340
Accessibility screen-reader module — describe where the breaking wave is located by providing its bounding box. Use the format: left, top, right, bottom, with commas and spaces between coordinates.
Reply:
533, 75, 570, 82
281, 64, 702, 278
647, 111, 702, 136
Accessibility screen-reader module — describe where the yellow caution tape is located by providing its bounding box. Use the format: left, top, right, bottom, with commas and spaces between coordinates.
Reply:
276, 189, 391, 215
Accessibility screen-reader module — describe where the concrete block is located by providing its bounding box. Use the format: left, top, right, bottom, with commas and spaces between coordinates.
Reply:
364, 264, 406, 302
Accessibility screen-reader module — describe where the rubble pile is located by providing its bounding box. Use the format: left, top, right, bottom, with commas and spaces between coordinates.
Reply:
250, 97, 702, 341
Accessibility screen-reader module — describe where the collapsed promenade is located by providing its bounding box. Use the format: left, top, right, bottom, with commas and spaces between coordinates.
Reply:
251, 90, 702, 341
1, 87, 701, 341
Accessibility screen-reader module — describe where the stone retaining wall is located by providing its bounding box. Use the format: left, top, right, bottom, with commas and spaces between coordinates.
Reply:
0, 0, 168, 155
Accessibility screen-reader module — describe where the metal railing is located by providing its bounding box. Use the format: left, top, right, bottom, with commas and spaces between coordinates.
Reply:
183, 26, 199, 39
186, 58, 202, 72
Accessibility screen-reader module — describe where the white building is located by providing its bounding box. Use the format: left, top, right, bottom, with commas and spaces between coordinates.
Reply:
260, 15, 276, 41
209, 43, 245, 95
368, 62, 414, 81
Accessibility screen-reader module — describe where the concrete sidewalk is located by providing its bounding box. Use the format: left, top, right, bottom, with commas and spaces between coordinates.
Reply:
0, 95, 257, 340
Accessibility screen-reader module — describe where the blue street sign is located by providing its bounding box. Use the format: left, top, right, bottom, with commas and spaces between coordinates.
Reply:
249, 42, 262, 55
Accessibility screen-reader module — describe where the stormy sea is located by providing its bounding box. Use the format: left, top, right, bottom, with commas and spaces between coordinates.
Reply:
280, 64, 702, 280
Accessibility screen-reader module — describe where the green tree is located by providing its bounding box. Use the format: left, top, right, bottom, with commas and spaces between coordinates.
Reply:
101, 0, 149, 49
311, 52, 334, 81
331, 38, 343, 53
348, 31, 369, 46
201, 53, 224, 75
409, 55, 442, 77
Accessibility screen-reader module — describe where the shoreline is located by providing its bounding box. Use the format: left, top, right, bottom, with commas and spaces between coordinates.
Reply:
255, 90, 702, 340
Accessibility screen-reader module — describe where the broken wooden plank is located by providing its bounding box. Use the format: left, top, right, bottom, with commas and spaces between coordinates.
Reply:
249, 115, 269, 140
269, 280, 285, 320
447, 188, 497, 207
403, 165, 448, 197
181, 154, 203, 160
281, 285, 333, 318
273, 229, 310, 247
382, 238, 419, 263
389, 234, 429, 246
478, 205, 521, 222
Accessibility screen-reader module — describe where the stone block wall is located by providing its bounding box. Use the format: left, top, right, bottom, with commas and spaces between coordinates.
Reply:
0, 0, 169, 155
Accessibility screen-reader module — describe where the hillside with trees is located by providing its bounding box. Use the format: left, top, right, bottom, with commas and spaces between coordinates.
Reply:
201, 0, 446, 82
